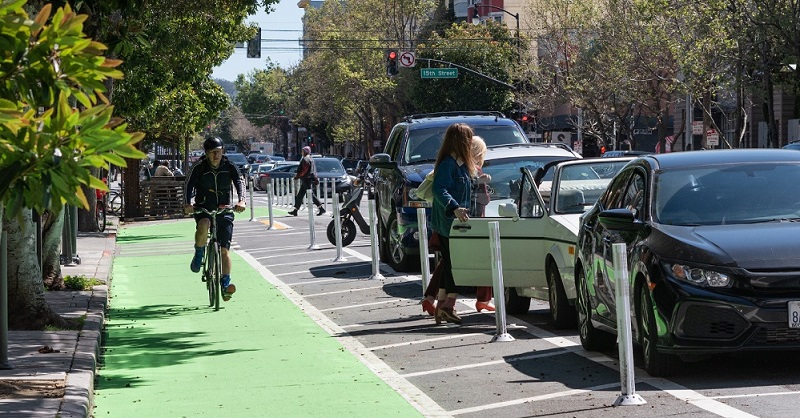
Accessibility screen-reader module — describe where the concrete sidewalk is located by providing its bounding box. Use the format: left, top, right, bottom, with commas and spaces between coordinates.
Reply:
0, 220, 115, 417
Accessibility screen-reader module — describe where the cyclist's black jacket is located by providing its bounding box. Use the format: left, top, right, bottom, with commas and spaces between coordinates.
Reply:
184, 156, 244, 210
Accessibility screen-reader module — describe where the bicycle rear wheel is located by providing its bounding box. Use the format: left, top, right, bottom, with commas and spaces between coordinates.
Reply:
108, 191, 123, 216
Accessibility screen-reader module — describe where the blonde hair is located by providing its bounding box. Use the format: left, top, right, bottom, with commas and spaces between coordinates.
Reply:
435, 123, 476, 176
471, 135, 487, 168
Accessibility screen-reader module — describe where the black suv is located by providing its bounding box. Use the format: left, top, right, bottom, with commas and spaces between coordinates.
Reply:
225, 153, 250, 177
369, 111, 529, 271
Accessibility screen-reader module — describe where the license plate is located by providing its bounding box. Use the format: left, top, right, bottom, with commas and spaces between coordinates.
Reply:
789, 301, 800, 328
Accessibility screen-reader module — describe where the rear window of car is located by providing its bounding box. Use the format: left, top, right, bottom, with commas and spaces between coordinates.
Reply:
315, 159, 345, 173
226, 153, 248, 164
403, 124, 527, 164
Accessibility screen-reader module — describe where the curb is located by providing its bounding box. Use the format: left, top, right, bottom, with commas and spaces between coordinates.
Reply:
58, 285, 107, 417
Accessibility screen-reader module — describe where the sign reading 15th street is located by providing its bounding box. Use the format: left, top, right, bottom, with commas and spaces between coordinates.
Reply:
420, 68, 458, 79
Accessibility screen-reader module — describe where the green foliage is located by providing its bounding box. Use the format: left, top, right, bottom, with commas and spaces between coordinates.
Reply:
411, 21, 516, 113
63, 275, 102, 290
0, 2, 145, 216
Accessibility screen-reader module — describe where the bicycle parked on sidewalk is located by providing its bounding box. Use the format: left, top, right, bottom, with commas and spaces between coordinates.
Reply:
194, 206, 234, 311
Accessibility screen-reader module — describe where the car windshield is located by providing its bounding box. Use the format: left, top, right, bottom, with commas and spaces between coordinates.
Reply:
315, 159, 345, 174
655, 162, 800, 226
404, 125, 526, 164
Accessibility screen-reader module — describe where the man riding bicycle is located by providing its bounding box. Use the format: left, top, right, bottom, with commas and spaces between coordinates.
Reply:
184, 137, 246, 301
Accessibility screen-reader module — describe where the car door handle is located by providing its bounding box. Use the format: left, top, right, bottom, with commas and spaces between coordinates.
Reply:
453, 224, 471, 231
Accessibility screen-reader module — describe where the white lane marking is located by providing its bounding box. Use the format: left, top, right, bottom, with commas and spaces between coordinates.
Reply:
449, 382, 620, 416
275, 263, 374, 277
369, 333, 486, 351
320, 299, 409, 312
286, 278, 359, 286
401, 350, 569, 378
302, 282, 409, 298
266, 257, 341, 267
236, 250, 450, 418
707, 391, 800, 400
302, 285, 386, 297
247, 244, 312, 252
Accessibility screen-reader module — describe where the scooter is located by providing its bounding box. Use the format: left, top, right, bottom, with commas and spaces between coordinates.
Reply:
326, 173, 371, 246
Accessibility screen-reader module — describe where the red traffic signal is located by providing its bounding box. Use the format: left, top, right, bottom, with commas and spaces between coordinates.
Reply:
386, 49, 399, 76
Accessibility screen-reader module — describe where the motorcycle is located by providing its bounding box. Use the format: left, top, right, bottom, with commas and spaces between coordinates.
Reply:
326, 169, 372, 246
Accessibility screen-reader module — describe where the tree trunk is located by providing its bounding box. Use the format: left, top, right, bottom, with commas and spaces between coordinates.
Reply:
77, 183, 99, 232
123, 157, 142, 219
41, 208, 65, 290
2, 209, 75, 330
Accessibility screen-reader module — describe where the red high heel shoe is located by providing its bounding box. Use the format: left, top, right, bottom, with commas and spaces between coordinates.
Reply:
475, 301, 495, 312
422, 299, 435, 316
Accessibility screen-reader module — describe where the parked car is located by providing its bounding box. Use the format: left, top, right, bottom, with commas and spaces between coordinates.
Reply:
225, 152, 250, 177
256, 158, 351, 197
448, 145, 634, 326
250, 163, 275, 190
257, 162, 298, 193
369, 111, 538, 272
248, 154, 272, 164
575, 149, 800, 377
270, 155, 286, 162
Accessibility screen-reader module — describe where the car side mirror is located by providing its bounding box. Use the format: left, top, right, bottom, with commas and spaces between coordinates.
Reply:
498, 202, 519, 222
346, 168, 353, 175
369, 153, 397, 170
598, 208, 645, 232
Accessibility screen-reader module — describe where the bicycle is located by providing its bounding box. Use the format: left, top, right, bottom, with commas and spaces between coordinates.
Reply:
108, 189, 123, 216
96, 193, 107, 232
194, 206, 234, 311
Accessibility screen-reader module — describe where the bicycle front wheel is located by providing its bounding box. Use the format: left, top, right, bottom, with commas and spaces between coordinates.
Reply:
108, 192, 123, 216
96, 202, 106, 232
205, 243, 217, 308
210, 242, 222, 311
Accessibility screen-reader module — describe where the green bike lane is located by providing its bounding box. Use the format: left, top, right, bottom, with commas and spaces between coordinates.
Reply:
94, 219, 423, 417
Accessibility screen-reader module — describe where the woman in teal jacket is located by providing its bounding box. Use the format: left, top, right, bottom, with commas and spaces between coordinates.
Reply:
430, 123, 475, 324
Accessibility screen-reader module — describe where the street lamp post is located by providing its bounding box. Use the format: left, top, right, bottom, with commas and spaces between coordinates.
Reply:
472, 2, 520, 59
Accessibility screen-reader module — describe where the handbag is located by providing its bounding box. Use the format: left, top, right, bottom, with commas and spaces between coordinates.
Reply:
416, 170, 435, 202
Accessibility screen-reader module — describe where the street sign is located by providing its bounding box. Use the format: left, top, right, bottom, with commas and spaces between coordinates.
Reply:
706, 129, 719, 146
399, 51, 416, 68
692, 121, 703, 135
420, 68, 458, 79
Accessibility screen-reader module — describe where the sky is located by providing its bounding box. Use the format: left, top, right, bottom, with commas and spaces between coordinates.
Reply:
211, 0, 306, 82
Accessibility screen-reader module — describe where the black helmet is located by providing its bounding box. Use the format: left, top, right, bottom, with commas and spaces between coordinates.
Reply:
203, 137, 224, 152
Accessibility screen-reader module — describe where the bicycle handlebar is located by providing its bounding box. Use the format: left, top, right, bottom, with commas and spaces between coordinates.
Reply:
192, 206, 235, 217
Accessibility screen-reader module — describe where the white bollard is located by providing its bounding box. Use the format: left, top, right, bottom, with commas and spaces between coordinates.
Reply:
332, 192, 346, 262
488, 221, 514, 342
416, 208, 430, 298
248, 175, 255, 221
612, 243, 647, 406
307, 190, 320, 250
323, 178, 330, 212
368, 198, 385, 280
278, 178, 285, 206
267, 181, 274, 230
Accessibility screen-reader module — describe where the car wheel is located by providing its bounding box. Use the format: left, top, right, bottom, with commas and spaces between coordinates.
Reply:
327, 217, 357, 247
638, 283, 681, 377
547, 260, 577, 329
504, 287, 531, 315
386, 212, 416, 272
576, 267, 615, 351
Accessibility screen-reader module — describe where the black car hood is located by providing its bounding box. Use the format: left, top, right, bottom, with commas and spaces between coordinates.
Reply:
400, 163, 434, 185
652, 223, 800, 270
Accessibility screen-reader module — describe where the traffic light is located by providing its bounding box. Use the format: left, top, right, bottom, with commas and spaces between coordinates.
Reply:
386, 49, 399, 76
247, 27, 261, 58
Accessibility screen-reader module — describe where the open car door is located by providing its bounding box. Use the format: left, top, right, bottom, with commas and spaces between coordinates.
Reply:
450, 168, 549, 288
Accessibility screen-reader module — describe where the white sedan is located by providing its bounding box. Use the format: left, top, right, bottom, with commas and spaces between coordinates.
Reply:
450, 156, 635, 328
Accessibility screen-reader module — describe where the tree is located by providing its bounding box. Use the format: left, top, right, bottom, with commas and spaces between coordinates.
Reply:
0, 2, 145, 329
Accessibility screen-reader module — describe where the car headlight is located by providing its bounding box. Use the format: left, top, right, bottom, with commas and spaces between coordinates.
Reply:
665, 263, 732, 288
405, 186, 430, 208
